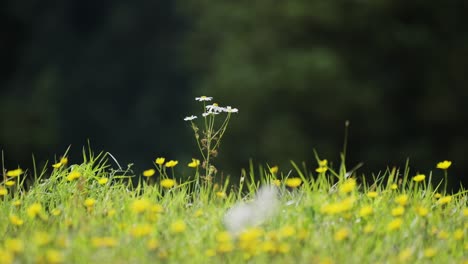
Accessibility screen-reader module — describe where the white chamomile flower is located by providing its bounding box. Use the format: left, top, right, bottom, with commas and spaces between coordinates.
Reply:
184, 115, 197, 121
206, 103, 224, 113
195, 96, 213, 102
224, 106, 238, 113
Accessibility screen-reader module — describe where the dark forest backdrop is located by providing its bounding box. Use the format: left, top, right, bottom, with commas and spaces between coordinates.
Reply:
1, 1, 467, 189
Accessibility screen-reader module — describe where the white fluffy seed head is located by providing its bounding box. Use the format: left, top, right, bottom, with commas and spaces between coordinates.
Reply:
223, 185, 279, 235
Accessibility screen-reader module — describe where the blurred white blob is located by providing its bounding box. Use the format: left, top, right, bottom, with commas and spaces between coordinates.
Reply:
224, 185, 279, 235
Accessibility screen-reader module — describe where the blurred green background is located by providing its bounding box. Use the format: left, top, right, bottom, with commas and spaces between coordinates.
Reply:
1, 1, 467, 189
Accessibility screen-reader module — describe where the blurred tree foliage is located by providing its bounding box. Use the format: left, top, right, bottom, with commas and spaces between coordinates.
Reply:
1, 1, 467, 189
178, 1, 468, 187
1, 1, 191, 171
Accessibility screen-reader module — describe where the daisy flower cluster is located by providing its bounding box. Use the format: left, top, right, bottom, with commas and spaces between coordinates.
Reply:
184, 96, 238, 121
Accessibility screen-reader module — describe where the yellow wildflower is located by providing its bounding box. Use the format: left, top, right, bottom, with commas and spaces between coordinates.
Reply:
366, 191, 378, 198
387, 218, 403, 231
216, 231, 232, 243
5, 238, 24, 253
6, 168, 23, 177
98, 177, 108, 185
436, 160, 451, 170
358, 205, 373, 218
395, 194, 409, 206
147, 239, 159, 250
363, 224, 374, 234
155, 157, 165, 165
423, 247, 437, 258
217, 243, 234, 253
339, 178, 357, 194
84, 198, 96, 208
334, 228, 349, 241
216, 192, 226, 198
5, 180, 15, 186
66, 171, 81, 181
390, 183, 398, 190
391, 206, 405, 217
279, 226, 296, 238
285, 177, 302, 188
453, 229, 464, 240
188, 158, 200, 168
165, 160, 178, 168
415, 206, 429, 217
151, 204, 164, 214
60, 157, 68, 165
45, 249, 64, 263
277, 243, 291, 254
130, 224, 152, 237
398, 248, 413, 262
0, 249, 14, 264
131, 199, 150, 214
34, 231, 52, 246
170, 220, 186, 233
318, 159, 328, 167
51, 208, 61, 216
0, 187, 8, 196
434, 193, 442, 199
9, 215, 24, 226
91, 237, 118, 248
260, 240, 276, 253
269, 166, 278, 174
160, 179, 176, 189
412, 174, 425, 182
27, 203, 43, 218
316, 166, 328, 173
143, 169, 155, 177
12, 200, 21, 206
52, 162, 63, 169
437, 196, 452, 205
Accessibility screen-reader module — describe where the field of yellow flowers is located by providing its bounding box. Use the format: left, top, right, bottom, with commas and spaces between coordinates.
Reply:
0, 153, 466, 264
1, 97, 467, 263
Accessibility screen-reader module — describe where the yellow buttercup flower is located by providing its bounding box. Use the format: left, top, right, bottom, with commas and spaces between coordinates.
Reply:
0, 187, 8, 196
165, 160, 178, 168
155, 157, 165, 165
66, 171, 81, 181
366, 191, 378, 198
170, 220, 187, 233
98, 178, 108, 185
143, 169, 155, 177
27, 203, 43, 218
131, 199, 150, 214
269, 166, 278, 174
315, 167, 328, 173
412, 174, 425, 182
387, 218, 403, 231
6, 168, 23, 177
437, 196, 452, 205
285, 177, 302, 188
339, 178, 357, 194
318, 159, 328, 167
188, 158, 200, 168
161, 179, 176, 189
436, 160, 451, 170
52, 162, 63, 169
84, 198, 96, 208
5, 180, 15, 186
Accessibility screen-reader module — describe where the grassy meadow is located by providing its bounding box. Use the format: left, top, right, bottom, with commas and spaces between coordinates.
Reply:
0, 97, 467, 263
